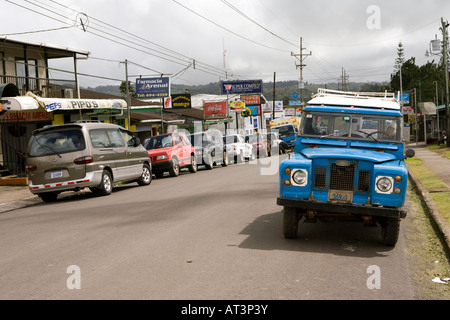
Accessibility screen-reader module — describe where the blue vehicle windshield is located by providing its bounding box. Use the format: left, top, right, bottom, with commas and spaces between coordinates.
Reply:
300, 112, 402, 142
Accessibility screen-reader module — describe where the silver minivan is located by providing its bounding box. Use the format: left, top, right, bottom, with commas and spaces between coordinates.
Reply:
25, 122, 152, 202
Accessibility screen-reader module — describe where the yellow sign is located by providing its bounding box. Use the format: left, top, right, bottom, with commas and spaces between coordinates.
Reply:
230, 100, 245, 110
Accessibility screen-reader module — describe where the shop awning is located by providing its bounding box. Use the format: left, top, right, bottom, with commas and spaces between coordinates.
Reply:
0, 92, 127, 112
418, 102, 436, 115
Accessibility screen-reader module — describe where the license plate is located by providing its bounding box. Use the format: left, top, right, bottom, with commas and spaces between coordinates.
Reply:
50, 171, 63, 179
328, 190, 353, 203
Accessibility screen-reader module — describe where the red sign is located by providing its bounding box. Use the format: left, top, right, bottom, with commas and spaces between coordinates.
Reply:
204, 101, 227, 119
0, 110, 53, 123
240, 94, 261, 106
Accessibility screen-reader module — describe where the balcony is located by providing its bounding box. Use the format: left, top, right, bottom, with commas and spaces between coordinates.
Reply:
0, 75, 78, 98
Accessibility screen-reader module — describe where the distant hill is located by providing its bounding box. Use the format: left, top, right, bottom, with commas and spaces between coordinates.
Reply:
83, 81, 390, 104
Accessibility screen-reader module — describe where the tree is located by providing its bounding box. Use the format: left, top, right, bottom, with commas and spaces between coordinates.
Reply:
119, 81, 135, 98
394, 42, 405, 71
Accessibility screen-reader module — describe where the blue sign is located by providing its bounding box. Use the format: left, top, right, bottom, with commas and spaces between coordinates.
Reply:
288, 100, 302, 106
395, 94, 409, 103
291, 91, 300, 100
221, 80, 263, 95
136, 77, 170, 99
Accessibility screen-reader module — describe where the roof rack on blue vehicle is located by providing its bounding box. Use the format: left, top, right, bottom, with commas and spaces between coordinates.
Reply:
308, 88, 401, 110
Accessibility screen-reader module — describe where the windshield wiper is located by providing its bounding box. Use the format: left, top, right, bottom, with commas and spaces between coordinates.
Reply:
356, 130, 379, 142
33, 136, 61, 158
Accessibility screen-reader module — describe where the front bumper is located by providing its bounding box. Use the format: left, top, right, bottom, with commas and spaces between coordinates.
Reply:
152, 159, 174, 171
277, 197, 406, 219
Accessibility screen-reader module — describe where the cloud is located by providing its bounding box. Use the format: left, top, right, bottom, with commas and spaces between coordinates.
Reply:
1, 0, 449, 88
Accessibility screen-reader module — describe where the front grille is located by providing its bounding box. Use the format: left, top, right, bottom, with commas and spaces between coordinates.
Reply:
314, 167, 327, 189
357, 170, 370, 192
313, 161, 371, 192
330, 163, 355, 191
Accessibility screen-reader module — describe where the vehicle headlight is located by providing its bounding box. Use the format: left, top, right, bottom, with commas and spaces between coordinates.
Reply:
375, 176, 393, 194
156, 154, 168, 160
291, 169, 308, 186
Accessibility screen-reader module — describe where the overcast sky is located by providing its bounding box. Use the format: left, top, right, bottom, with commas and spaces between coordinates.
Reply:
2, 0, 449, 88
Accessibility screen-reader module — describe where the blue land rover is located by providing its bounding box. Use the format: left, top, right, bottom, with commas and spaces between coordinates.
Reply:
277, 89, 415, 246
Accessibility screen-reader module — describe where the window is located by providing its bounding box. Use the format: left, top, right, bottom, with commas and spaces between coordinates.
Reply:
106, 129, 125, 147
29, 129, 85, 156
301, 112, 401, 142
89, 129, 111, 148
120, 130, 136, 147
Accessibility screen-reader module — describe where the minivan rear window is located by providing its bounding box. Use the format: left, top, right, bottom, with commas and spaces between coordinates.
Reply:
29, 129, 85, 156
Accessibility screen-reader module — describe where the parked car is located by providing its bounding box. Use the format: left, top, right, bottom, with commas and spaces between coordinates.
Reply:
261, 132, 284, 155
223, 134, 255, 163
25, 122, 152, 203
144, 132, 197, 178
188, 130, 228, 169
245, 133, 268, 158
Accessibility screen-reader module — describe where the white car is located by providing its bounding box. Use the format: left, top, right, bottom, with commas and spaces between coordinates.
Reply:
262, 132, 284, 155
223, 134, 255, 163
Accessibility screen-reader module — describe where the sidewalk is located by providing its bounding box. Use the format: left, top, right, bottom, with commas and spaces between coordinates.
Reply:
406, 142, 450, 252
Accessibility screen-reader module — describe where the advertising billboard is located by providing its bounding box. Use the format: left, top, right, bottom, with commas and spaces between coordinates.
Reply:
220, 80, 263, 95
136, 77, 170, 99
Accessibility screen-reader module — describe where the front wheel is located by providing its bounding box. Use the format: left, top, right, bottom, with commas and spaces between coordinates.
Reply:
380, 217, 400, 246
221, 151, 228, 167
137, 163, 152, 186
188, 154, 197, 173
283, 206, 299, 239
169, 158, 180, 177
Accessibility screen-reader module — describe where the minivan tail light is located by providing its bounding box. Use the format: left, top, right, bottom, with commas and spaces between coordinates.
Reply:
26, 164, 37, 173
74, 156, 93, 165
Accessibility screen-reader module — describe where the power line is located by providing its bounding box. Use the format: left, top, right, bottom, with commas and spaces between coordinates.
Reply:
172, 0, 290, 53
219, 0, 297, 47
7, 0, 238, 80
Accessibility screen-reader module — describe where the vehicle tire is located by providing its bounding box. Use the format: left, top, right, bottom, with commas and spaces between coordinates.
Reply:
39, 192, 58, 203
283, 206, 299, 239
237, 150, 244, 163
380, 217, 400, 246
96, 170, 113, 196
205, 153, 213, 170
188, 154, 197, 173
169, 157, 180, 177
221, 150, 228, 167
267, 145, 272, 157
137, 163, 152, 186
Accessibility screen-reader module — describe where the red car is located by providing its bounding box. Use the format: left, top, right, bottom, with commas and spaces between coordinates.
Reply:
144, 132, 197, 178
245, 133, 268, 158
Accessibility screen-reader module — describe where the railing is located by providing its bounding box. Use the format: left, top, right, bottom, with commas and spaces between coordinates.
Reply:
0, 75, 78, 98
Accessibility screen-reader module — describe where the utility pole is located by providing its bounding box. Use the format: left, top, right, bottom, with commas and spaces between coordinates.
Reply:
338, 68, 349, 91
291, 37, 311, 107
124, 59, 131, 130
272, 72, 276, 120
441, 17, 450, 147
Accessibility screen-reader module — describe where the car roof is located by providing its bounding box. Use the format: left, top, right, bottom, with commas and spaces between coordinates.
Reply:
32, 121, 123, 134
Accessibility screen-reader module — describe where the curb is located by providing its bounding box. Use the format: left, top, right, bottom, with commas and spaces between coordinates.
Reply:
407, 168, 450, 253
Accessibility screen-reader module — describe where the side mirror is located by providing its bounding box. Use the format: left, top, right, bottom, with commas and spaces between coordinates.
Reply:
279, 141, 288, 152
405, 149, 415, 158
133, 137, 141, 147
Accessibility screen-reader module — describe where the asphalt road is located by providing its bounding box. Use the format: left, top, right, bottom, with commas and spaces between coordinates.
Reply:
0, 154, 417, 300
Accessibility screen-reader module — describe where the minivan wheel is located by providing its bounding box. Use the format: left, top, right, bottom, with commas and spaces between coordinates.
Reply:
137, 163, 152, 186
96, 170, 113, 196
39, 192, 58, 203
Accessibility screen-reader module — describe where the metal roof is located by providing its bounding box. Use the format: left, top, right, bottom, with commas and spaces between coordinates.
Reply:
0, 36, 90, 59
